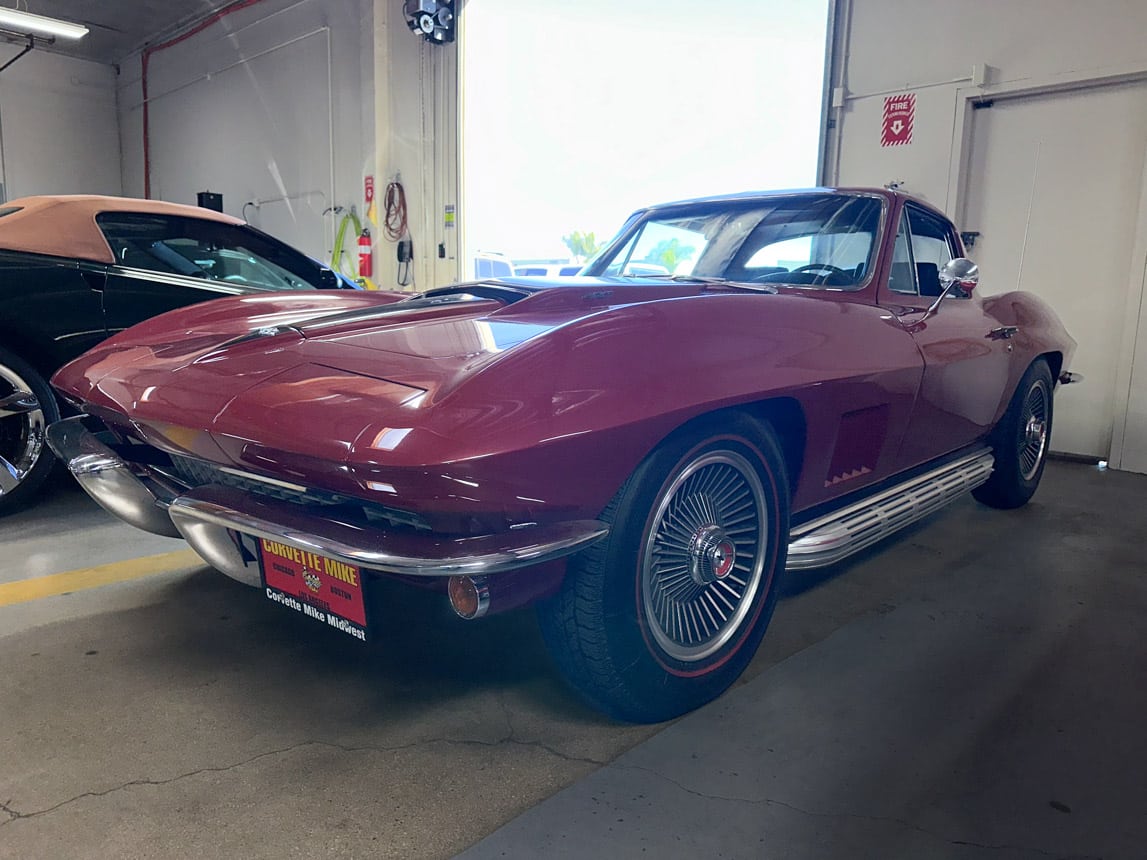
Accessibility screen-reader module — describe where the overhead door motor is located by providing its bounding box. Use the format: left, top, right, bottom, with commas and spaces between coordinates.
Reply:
197, 191, 223, 212
403, 0, 455, 44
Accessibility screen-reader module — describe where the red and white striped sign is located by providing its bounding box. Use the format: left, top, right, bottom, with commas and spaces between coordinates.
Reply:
881, 93, 915, 147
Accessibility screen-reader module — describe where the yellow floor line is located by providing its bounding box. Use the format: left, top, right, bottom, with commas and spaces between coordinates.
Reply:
0, 549, 204, 607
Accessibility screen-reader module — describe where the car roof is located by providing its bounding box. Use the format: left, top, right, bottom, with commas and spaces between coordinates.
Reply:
0, 194, 245, 265
637, 186, 953, 229
642, 186, 896, 210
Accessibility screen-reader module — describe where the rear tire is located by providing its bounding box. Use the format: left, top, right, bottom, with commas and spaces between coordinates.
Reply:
537, 414, 789, 723
973, 359, 1053, 510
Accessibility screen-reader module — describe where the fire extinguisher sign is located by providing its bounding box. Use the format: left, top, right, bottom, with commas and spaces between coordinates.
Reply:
881, 93, 915, 147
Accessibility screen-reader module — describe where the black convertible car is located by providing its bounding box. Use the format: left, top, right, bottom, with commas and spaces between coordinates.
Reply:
0, 194, 358, 512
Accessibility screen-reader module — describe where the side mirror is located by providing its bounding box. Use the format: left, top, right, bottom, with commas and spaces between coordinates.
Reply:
317, 268, 340, 290
939, 258, 979, 294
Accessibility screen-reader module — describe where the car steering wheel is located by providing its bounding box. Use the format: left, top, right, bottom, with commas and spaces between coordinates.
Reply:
791, 264, 848, 277
789, 263, 852, 286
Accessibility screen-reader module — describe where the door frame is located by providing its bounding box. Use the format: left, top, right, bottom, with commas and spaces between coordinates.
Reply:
945, 64, 1147, 468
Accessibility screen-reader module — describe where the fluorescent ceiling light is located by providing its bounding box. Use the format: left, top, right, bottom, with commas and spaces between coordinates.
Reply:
0, 8, 89, 39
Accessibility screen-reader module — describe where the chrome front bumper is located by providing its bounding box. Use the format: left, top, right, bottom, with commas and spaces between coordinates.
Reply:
48, 416, 609, 587
46, 416, 183, 537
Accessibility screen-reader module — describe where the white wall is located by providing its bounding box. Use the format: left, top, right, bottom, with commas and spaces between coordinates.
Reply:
825, 0, 1147, 469
825, 0, 1147, 210
0, 49, 120, 200
117, 0, 374, 263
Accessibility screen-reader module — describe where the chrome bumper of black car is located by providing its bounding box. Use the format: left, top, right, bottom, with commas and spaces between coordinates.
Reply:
47, 416, 609, 586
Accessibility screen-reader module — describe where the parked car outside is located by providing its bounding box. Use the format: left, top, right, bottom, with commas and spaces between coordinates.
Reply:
513, 263, 584, 277
473, 251, 513, 278
0, 194, 361, 512
48, 188, 1079, 722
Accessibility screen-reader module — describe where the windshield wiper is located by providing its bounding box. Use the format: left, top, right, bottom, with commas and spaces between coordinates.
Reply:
696, 279, 778, 294
618, 272, 775, 292
614, 274, 775, 295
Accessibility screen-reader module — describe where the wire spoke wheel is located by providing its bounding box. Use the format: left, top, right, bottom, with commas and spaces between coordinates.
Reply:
642, 450, 768, 663
973, 359, 1054, 511
538, 414, 788, 723
1018, 379, 1049, 481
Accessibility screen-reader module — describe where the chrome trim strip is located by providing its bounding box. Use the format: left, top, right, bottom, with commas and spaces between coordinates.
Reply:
108, 266, 251, 295
217, 465, 309, 493
167, 485, 609, 580
46, 416, 182, 537
786, 447, 995, 571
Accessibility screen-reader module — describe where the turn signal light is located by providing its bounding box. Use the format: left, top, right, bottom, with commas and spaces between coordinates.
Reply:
448, 575, 490, 619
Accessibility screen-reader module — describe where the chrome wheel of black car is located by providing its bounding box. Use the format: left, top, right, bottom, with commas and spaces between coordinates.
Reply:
0, 347, 59, 513
538, 412, 789, 723
974, 359, 1054, 510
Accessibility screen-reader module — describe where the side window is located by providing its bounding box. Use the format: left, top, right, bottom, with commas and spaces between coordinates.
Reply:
97, 213, 320, 291
905, 205, 959, 298
746, 236, 812, 269
887, 210, 918, 294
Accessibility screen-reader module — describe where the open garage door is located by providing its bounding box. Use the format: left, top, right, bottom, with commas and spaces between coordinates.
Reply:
962, 81, 1147, 461
459, 0, 831, 278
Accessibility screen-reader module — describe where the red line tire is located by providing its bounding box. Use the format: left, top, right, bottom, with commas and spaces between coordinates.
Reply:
537, 413, 790, 723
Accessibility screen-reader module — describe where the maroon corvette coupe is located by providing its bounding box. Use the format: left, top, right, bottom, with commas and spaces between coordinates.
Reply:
48, 188, 1078, 722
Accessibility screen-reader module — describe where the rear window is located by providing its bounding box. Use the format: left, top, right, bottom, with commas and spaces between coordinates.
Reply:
0, 206, 24, 218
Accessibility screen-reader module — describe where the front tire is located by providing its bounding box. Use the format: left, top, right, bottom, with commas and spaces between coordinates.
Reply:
538, 414, 790, 723
973, 359, 1053, 510
0, 347, 58, 515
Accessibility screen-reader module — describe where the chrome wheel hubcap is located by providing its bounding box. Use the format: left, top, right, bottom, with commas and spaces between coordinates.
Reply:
688, 524, 737, 585
0, 364, 45, 495
642, 450, 768, 663
1019, 379, 1049, 481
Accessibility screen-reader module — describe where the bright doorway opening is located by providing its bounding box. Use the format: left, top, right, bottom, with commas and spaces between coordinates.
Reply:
460, 0, 830, 277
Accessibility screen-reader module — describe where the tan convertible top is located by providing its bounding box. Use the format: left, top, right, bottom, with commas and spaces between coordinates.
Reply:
0, 195, 246, 265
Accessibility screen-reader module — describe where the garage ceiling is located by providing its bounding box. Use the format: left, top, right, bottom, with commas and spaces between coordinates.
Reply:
0, 1, 233, 65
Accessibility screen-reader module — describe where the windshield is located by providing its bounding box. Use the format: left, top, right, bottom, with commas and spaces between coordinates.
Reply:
96, 213, 327, 291
585, 194, 884, 290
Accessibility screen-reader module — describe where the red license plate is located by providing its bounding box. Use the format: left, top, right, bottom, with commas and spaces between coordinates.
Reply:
258, 538, 368, 642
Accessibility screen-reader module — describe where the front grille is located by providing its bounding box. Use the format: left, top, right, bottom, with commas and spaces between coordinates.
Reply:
168, 454, 343, 506
165, 452, 430, 531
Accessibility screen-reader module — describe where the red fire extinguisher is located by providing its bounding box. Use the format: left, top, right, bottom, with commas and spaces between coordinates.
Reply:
358, 227, 373, 279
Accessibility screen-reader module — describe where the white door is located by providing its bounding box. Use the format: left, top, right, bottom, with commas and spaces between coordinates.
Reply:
962, 81, 1147, 459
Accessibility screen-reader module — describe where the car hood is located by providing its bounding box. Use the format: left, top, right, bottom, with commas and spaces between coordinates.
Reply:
51, 280, 707, 469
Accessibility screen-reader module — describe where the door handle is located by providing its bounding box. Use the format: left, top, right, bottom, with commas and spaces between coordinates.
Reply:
988, 326, 1018, 340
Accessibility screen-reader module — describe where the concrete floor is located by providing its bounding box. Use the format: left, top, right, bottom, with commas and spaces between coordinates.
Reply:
0, 460, 1144, 858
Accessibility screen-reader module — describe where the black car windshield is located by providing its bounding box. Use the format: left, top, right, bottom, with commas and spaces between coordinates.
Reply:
584, 194, 883, 290
96, 213, 325, 291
